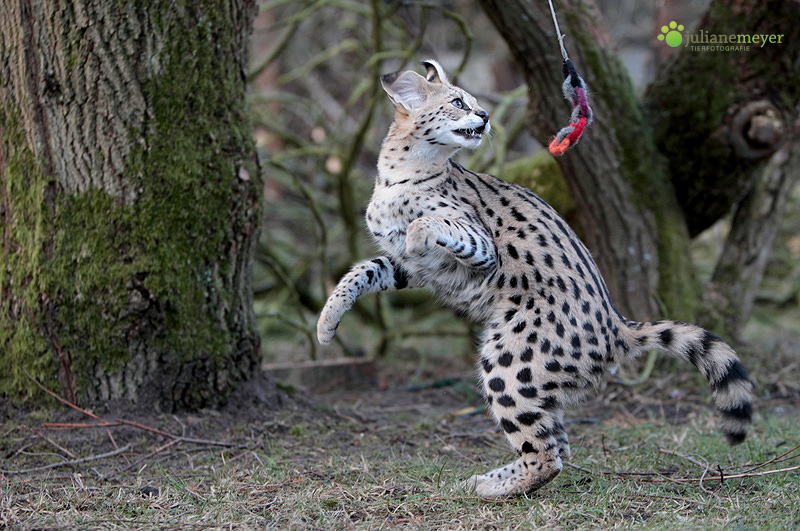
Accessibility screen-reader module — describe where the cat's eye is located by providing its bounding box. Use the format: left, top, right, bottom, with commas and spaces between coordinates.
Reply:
451, 98, 466, 109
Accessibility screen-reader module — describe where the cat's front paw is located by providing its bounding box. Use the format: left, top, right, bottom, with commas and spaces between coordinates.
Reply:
405, 219, 436, 256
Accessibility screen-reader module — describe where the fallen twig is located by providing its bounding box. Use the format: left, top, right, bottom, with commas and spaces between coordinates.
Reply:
14, 369, 245, 480
659, 448, 712, 493
42, 422, 122, 429
34, 430, 78, 459
0, 444, 132, 475
565, 443, 800, 488
739, 443, 800, 475
639, 464, 800, 484
109, 439, 182, 477
22, 367, 98, 419
115, 419, 242, 448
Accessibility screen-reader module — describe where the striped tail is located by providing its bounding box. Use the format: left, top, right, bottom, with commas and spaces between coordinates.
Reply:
625, 320, 753, 444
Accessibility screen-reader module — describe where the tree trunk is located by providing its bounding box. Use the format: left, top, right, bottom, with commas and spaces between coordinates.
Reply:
478, 0, 697, 321
0, 0, 262, 411
479, 0, 800, 335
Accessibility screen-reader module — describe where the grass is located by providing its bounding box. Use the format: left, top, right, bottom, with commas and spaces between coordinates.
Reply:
3, 382, 800, 530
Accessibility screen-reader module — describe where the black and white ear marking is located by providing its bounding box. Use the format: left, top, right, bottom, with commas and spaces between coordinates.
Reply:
380, 70, 429, 113
421, 59, 449, 85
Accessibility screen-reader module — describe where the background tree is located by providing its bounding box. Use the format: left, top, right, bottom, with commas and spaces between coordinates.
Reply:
477, 0, 800, 334
0, 0, 262, 410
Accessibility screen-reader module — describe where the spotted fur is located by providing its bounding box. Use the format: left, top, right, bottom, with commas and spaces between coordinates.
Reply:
317, 60, 753, 497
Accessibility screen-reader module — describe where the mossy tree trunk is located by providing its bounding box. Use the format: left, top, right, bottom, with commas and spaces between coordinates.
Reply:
0, 0, 263, 411
478, 0, 800, 336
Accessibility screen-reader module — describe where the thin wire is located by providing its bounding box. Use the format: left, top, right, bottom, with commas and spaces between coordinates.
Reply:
548, 0, 569, 61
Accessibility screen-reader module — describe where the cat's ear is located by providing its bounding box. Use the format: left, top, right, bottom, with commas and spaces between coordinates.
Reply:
380, 70, 429, 113
421, 59, 449, 85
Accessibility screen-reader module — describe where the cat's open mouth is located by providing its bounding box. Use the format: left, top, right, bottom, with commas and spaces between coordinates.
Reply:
453, 124, 486, 140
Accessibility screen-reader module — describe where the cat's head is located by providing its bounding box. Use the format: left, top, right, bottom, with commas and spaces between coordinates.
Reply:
380, 59, 490, 150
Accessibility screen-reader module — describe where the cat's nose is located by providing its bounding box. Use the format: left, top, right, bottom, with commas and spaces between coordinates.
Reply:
475, 109, 489, 124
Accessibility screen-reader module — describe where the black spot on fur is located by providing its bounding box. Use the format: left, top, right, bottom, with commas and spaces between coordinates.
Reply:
497, 395, 516, 407
556, 277, 567, 292
720, 402, 752, 423
540, 396, 558, 410
517, 368, 532, 383
658, 328, 674, 348
501, 418, 520, 433
521, 441, 536, 453
545, 360, 561, 372
519, 386, 538, 398
525, 251, 535, 265
511, 207, 527, 222
520, 347, 534, 362
686, 344, 701, 368
488, 377, 505, 392
506, 243, 519, 259
517, 411, 542, 425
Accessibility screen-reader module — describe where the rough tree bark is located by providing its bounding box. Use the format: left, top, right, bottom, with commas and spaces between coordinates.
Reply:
478, 0, 800, 335
0, 0, 262, 410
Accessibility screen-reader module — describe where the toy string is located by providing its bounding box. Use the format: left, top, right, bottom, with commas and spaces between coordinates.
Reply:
547, 0, 593, 156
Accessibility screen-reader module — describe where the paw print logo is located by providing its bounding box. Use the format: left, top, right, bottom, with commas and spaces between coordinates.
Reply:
658, 21, 684, 47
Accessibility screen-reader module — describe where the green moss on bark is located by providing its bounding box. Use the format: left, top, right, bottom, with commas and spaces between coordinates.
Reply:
0, 104, 59, 398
